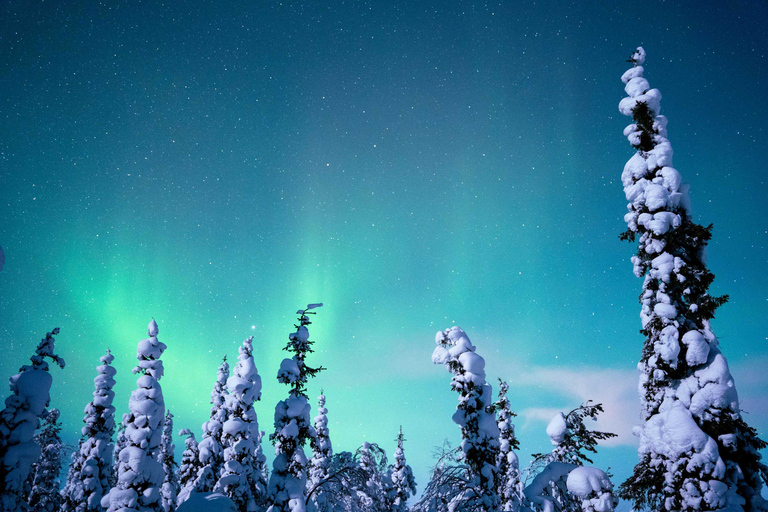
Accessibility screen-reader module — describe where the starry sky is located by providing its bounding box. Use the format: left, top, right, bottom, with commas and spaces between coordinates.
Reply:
2, 0, 768, 504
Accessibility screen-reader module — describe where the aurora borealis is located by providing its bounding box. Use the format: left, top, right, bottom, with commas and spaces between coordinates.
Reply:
1, 0, 767, 502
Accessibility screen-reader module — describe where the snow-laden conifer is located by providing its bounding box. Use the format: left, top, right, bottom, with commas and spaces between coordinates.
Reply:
177, 429, 201, 493
178, 356, 230, 506
308, 390, 332, 505
26, 408, 64, 512
526, 404, 616, 512
111, 418, 128, 489
0, 327, 64, 512
616, 47, 768, 512
431, 326, 501, 512
389, 427, 417, 512
267, 303, 325, 512
495, 380, 521, 512
61, 349, 117, 512
159, 411, 179, 512
102, 318, 167, 512
213, 336, 264, 512
356, 441, 388, 511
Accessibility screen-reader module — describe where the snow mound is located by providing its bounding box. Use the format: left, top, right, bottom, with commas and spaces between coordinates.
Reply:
566, 467, 613, 498
177, 492, 237, 512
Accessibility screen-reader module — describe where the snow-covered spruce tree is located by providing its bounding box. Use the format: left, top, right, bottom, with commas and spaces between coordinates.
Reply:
616, 47, 768, 512
566, 467, 616, 512
159, 411, 179, 512
26, 408, 64, 512
267, 303, 325, 512
431, 326, 501, 512
495, 380, 521, 512
111, 417, 128, 489
0, 327, 64, 512
178, 356, 230, 505
177, 429, 201, 493
213, 336, 264, 512
355, 441, 388, 511
526, 404, 616, 512
308, 391, 332, 511
61, 349, 117, 512
102, 319, 167, 512
532, 403, 615, 468
389, 427, 417, 512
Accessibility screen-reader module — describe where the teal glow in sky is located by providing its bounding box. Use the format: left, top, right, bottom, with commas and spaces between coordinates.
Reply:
1, 0, 767, 501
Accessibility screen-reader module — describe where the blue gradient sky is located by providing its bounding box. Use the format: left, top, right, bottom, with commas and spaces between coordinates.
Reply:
1, 0, 767, 502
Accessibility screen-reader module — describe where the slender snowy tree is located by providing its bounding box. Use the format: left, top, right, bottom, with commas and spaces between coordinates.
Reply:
431, 326, 501, 512
267, 303, 325, 512
389, 427, 417, 512
61, 349, 118, 512
495, 380, 521, 512
26, 408, 64, 512
0, 327, 64, 512
102, 318, 167, 512
111, 417, 128, 489
187, 355, 230, 499
355, 441, 388, 511
159, 411, 179, 512
213, 336, 264, 512
177, 429, 201, 493
308, 391, 333, 512
616, 47, 768, 512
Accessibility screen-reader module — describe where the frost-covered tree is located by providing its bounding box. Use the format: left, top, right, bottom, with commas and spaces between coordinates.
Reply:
389, 427, 417, 512
111, 417, 128, 489
26, 408, 64, 512
159, 411, 179, 512
102, 318, 167, 512
179, 356, 230, 504
526, 404, 616, 512
267, 303, 325, 512
213, 336, 264, 512
61, 349, 117, 512
616, 47, 768, 512
532, 403, 615, 469
412, 441, 462, 512
177, 429, 201, 493
356, 441, 388, 511
308, 391, 332, 511
0, 327, 64, 512
495, 380, 521, 512
431, 326, 501, 512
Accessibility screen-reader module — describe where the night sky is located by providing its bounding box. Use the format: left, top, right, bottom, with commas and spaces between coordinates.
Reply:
2, 0, 768, 503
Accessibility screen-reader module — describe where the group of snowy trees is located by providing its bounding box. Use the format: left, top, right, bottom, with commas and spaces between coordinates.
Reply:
1, 48, 767, 512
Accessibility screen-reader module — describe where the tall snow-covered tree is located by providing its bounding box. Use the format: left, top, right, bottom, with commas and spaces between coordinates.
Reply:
111, 417, 128, 489
61, 349, 117, 512
431, 326, 501, 512
0, 327, 64, 512
214, 336, 264, 512
389, 427, 417, 512
495, 380, 521, 512
178, 356, 230, 505
159, 411, 179, 512
26, 408, 64, 512
308, 391, 332, 512
177, 429, 201, 493
616, 47, 768, 512
102, 318, 167, 512
267, 303, 325, 512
